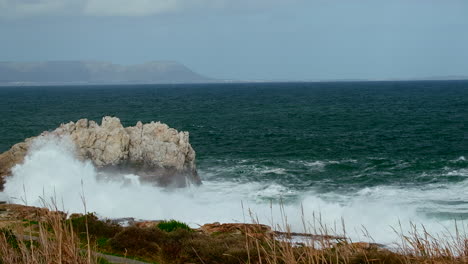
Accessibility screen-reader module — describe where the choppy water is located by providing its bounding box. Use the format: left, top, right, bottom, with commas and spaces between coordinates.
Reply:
0, 81, 467, 243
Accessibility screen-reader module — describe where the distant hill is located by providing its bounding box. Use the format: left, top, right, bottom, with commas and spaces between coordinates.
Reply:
0, 61, 211, 85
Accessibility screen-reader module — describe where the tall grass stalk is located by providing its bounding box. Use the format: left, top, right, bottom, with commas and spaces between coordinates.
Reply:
0, 198, 98, 264
247, 203, 468, 264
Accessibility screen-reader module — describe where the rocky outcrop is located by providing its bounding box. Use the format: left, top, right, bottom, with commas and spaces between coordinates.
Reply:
199, 222, 272, 236
0, 117, 200, 189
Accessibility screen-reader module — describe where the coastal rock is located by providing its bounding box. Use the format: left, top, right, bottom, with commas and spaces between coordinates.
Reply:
134, 220, 161, 229
199, 222, 272, 236
0, 116, 200, 189
0, 203, 65, 223
334, 242, 387, 252
0, 141, 30, 188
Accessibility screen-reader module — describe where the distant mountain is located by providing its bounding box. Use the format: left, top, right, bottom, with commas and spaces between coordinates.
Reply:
0, 61, 211, 85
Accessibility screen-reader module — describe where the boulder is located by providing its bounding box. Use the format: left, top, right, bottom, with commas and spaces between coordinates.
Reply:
0, 116, 200, 189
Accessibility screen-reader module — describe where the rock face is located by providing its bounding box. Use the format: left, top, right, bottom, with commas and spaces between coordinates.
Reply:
0, 117, 200, 189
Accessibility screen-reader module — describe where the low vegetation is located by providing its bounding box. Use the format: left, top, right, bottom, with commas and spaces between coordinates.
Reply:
0, 207, 99, 264
0, 203, 467, 264
156, 219, 192, 233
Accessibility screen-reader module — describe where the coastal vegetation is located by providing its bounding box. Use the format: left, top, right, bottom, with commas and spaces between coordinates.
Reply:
156, 220, 192, 233
0, 202, 467, 264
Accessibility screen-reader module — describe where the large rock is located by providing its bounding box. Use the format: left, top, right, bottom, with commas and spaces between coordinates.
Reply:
0, 117, 200, 189
199, 222, 273, 238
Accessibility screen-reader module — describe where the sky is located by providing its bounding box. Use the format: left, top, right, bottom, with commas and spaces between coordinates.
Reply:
0, 0, 467, 81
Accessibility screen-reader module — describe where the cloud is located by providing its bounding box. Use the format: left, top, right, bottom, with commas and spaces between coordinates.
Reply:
84, 0, 185, 16
0, 0, 73, 17
0, 0, 293, 18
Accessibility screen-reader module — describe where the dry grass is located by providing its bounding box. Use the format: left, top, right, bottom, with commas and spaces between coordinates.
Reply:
0, 191, 105, 264
393, 221, 468, 264
0, 204, 98, 264
247, 206, 468, 264
1, 201, 467, 264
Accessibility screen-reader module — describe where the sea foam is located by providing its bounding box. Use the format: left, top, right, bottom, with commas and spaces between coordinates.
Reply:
1, 136, 466, 245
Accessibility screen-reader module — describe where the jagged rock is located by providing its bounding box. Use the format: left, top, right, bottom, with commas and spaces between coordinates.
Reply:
0, 116, 200, 189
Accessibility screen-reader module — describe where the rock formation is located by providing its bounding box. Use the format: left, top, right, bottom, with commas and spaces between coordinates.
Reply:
199, 222, 273, 237
0, 116, 200, 189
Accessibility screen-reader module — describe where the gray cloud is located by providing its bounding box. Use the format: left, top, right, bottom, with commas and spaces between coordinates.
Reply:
0, 0, 74, 17
0, 0, 293, 18
84, 0, 193, 16
1, 0, 466, 80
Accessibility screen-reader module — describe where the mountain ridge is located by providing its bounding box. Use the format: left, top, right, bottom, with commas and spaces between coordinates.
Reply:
0, 61, 211, 85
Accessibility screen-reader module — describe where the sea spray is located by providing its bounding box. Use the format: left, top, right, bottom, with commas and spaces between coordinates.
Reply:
1, 136, 466, 245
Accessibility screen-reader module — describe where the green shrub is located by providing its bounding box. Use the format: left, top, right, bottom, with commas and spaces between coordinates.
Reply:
176, 232, 259, 264
107, 226, 255, 264
156, 220, 192, 232
108, 226, 165, 261
69, 213, 122, 242
0, 228, 18, 249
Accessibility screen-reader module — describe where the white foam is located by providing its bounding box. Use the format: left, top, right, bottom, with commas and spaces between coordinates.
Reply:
452, 156, 466, 162
303, 161, 327, 170
446, 168, 468, 177
288, 160, 345, 171
2, 136, 467, 245
261, 168, 287, 175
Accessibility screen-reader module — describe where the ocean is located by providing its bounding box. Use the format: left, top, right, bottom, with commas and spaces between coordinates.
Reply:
0, 81, 467, 244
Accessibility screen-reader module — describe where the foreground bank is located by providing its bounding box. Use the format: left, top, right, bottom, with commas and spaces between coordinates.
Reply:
0, 203, 467, 264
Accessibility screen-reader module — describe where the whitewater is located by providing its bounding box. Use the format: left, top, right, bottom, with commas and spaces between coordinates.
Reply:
2, 136, 467, 245
0, 82, 466, 247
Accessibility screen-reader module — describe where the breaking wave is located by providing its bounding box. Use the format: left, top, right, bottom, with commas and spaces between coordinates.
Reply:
1, 136, 467, 245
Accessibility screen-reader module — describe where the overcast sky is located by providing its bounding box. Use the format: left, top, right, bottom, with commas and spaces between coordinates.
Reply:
1, 0, 467, 80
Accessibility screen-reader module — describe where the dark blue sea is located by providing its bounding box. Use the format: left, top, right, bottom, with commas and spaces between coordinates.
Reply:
0, 81, 467, 242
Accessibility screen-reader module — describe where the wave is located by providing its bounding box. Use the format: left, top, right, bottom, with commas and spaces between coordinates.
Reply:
200, 158, 357, 183
445, 168, 468, 177
451, 156, 466, 162
1, 136, 467, 245
287, 160, 347, 171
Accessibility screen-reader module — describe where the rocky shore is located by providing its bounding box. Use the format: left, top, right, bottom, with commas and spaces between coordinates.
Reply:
0, 203, 361, 263
2, 202, 455, 264
0, 116, 200, 189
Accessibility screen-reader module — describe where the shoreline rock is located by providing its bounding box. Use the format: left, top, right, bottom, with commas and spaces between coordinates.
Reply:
0, 116, 200, 189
